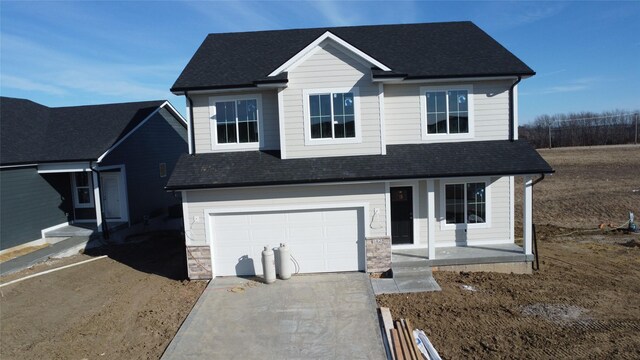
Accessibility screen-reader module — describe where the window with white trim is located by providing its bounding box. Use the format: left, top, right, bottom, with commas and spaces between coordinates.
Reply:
444, 182, 486, 225
309, 92, 355, 139
209, 94, 262, 149
421, 85, 474, 138
72, 172, 93, 208
303, 88, 361, 145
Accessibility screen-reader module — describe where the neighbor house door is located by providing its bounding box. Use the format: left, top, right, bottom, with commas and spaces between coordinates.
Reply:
391, 186, 413, 245
100, 172, 122, 219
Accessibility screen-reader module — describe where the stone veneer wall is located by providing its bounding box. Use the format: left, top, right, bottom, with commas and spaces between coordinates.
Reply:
186, 245, 212, 280
365, 236, 391, 273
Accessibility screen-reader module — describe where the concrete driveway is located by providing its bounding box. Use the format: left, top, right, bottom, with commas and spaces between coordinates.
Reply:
162, 273, 386, 360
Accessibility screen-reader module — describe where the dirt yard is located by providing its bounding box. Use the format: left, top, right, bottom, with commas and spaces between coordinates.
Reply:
379, 145, 640, 359
0, 232, 206, 360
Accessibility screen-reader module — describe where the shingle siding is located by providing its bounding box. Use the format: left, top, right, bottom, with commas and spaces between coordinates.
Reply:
100, 109, 187, 223
0, 167, 71, 250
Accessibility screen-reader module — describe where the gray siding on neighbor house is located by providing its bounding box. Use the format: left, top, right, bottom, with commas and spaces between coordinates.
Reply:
100, 108, 187, 224
0, 167, 71, 250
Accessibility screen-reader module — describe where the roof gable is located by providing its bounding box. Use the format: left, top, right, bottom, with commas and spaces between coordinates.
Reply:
171, 22, 534, 92
0, 97, 169, 166
268, 31, 391, 77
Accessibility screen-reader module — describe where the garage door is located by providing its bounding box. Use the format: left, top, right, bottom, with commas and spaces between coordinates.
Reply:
211, 207, 364, 276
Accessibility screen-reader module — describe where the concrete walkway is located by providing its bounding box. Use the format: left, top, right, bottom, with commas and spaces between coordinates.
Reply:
370, 276, 441, 295
0, 236, 92, 276
162, 273, 387, 360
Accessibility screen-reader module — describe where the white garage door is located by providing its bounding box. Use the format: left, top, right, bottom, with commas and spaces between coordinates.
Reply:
211, 207, 364, 276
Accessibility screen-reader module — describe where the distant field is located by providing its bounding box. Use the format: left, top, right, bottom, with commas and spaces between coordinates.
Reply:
518, 144, 640, 229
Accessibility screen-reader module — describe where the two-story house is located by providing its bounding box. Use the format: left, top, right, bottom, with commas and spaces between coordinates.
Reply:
166, 22, 554, 280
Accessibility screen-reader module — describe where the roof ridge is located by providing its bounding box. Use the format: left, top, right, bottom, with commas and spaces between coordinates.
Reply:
205, 21, 474, 36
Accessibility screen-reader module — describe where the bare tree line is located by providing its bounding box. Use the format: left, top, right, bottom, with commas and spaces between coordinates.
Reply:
519, 110, 640, 148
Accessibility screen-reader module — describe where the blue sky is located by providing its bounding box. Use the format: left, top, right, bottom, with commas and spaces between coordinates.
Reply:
1, 1, 638, 123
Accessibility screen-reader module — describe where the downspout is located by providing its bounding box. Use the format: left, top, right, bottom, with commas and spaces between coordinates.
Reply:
185, 91, 196, 155
530, 173, 545, 270
90, 165, 110, 240
509, 76, 522, 142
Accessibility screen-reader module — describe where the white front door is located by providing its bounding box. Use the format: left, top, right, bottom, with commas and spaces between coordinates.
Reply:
101, 172, 122, 219
211, 207, 364, 276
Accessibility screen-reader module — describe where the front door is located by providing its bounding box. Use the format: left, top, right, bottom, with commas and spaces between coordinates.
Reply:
391, 186, 413, 245
100, 172, 121, 219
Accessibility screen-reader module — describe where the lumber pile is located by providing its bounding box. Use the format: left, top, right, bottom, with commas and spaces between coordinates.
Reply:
379, 307, 441, 360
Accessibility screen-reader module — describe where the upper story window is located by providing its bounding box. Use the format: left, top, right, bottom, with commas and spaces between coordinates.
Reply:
420, 85, 474, 139
72, 172, 93, 208
209, 94, 262, 150
303, 88, 361, 145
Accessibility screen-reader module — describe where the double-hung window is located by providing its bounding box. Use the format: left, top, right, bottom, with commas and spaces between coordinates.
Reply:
442, 180, 488, 227
209, 94, 261, 150
421, 85, 473, 138
304, 88, 360, 144
72, 172, 93, 208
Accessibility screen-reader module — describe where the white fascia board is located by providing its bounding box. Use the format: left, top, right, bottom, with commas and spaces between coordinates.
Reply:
268, 31, 391, 77
161, 101, 188, 127
37, 161, 92, 173
0, 163, 38, 169
96, 106, 162, 163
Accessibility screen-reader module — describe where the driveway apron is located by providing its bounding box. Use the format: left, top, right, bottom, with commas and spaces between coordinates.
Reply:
162, 272, 386, 359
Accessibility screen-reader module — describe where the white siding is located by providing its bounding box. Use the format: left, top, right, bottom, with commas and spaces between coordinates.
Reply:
190, 90, 280, 153
431, 176, 511, 245
282, 43, 382, 158
384, 80, 512, 144
184, 182, 387, 246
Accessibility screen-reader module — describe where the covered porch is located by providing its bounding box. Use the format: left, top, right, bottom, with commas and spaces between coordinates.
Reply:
392, 243, 534, 267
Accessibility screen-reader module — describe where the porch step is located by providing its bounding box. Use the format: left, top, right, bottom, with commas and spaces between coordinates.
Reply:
392, 261, 432, 279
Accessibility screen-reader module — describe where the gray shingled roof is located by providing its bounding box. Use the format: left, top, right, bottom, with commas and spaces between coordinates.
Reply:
0, 97, 167, 165
172, 21, 534, 92
166, 140, 553, 190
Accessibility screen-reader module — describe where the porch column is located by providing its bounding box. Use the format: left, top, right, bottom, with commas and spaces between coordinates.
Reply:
523, 176, 533, 255
427, 179, 436, 259
92, 170, 103, 233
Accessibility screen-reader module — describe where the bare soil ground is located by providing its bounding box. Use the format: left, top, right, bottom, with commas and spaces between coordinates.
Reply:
379, 145, 640, 359
0, 231, 206, 360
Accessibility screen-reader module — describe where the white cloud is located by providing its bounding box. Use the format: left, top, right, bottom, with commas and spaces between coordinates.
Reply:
1, 33, 179, 102
539, 77, 599, 95
1, 75, 67, 96
308, 1, 364, 27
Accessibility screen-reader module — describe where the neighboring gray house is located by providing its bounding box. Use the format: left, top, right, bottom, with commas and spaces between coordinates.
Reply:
166, 22, 554, 280
0, 97, 188, 252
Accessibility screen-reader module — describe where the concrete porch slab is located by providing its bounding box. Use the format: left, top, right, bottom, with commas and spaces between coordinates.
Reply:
393, 243, 534, 267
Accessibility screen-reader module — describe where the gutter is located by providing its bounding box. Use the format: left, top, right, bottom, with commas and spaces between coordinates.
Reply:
166, 170, 554, 191
185, 92, 196, 155
532, 173, 545, 186
508, 76, 522, 142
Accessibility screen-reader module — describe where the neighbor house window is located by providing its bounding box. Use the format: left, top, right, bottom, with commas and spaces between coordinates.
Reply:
72, 172, 93, 208
304, 88, 361, 144
444, 182, 486, 225
209, 94, 261, 149
421, 85, 473, 138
